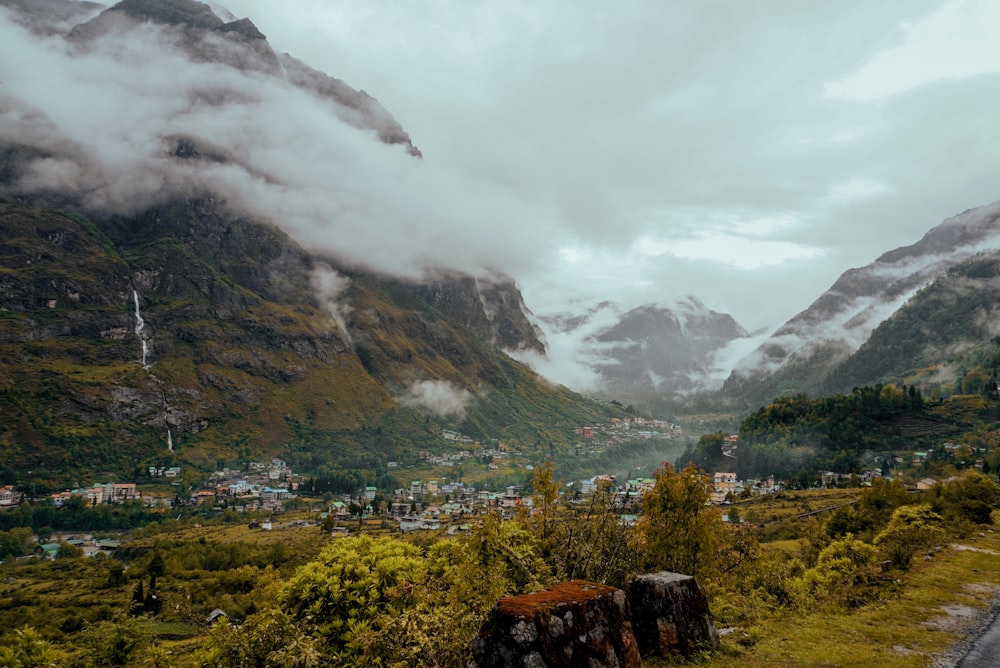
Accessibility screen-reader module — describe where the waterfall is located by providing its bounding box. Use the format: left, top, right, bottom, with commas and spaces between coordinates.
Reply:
133, 287, 172, 453
132, 289, 150, 368
132, 289, 145, 334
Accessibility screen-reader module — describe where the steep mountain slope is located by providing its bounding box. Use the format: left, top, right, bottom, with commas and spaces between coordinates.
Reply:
821, 250, 1000, 394
60, 0, 420, 154
0, 0, 623, 489
724, 200, 1000, 404
0, 194, 616, 489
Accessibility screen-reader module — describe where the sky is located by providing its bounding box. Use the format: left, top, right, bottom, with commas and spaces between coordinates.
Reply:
3, 0, 1000, 391
219, 0, 1000, 334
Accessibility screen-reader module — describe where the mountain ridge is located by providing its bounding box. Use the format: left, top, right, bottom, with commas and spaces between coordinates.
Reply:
724, 199, 1000, 405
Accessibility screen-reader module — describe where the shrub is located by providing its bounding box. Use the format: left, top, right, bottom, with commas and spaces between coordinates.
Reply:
874, 504, 945, 570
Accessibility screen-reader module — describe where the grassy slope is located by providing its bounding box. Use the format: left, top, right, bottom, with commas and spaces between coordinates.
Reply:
689, 529, 1000, 667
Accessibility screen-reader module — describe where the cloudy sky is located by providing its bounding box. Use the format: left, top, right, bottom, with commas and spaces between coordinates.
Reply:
219, 0, 1000, 330
3, 0, 1000, 390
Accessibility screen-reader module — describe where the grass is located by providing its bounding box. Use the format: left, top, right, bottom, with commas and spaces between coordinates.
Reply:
662, 526, 1000, 667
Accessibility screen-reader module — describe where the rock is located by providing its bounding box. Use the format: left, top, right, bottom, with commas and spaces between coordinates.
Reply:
471, 580, 641, 668
626, 571, 720, 660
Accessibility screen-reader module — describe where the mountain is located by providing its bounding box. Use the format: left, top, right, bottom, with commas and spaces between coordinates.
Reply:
539, 298, 749, 408
821, 249, 1000, 394
0, 0, 624, 489
724, 200, 1000, 405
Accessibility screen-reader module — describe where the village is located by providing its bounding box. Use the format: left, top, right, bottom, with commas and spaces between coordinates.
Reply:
0, 418, 980, 552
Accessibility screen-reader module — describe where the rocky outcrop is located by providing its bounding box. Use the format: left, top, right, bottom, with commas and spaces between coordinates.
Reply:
472, 574, 720, 666
471, 580, 640, 668
627, 572, 720, 660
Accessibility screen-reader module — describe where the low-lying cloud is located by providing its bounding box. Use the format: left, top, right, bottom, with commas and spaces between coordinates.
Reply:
0, 8, 550, 284
399, 380, 473, 419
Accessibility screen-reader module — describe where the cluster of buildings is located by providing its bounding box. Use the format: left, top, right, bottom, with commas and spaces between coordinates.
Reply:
572, 417, 684, 455
192, 459, 300, 512
0, 485, 21, 508
49, 482, 140, 507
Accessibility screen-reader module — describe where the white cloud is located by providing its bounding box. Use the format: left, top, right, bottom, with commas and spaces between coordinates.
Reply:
5, 1, 1000, 393
824, 0, 1000, 102
399, 380, 473, 419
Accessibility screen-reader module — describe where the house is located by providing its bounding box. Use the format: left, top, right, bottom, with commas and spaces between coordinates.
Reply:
916, 477, 937, 491
260, 487, 289, 501
97, 539, 120, 553
711, 472, 738, 504
112, 483, 139, 503
36, 543, 61, 560
364, 486, 377, 501
0, 485, 20, 507
49, 491, 75, 507
614, 490, 642, 510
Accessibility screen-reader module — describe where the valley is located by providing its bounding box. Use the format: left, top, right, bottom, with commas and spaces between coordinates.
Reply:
2, 0, 1000, 665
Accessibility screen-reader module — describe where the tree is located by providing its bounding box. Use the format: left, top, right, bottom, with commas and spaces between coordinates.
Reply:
56, 542, 83, 559
529, 458, 560, 542
81, 614, 155, 667
198, 607, 322, 668
279, 535, 427, 662
147, 551, 166, 577
0, 626, 58, 668
537, 479, 638, 588
933, 471, 1000, 526
874, 504, 945, 570
636, 463, 728, 584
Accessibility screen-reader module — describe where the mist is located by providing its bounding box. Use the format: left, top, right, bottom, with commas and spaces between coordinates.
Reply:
0, 8, 553, 286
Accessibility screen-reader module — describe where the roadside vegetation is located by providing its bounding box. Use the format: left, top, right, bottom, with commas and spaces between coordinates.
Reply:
1, 463, 998, 667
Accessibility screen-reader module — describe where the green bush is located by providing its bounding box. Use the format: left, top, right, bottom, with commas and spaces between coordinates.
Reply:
873, 504, 945, 570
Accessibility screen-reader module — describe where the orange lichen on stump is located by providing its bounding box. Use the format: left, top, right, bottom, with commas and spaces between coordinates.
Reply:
495, 580, 618, 618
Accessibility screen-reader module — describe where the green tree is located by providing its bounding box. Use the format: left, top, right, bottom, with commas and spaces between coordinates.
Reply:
540, 479, 638, 587
55, 542, 82, 559
0, 528, 34, 559
529, 458, 560, 542
792, 535, 877, 608
636, 463, 728, 584
279, 535, 427, 662
81, 614, 155, 667
932, 471, 1000, 526
198, 606, 322, 668
147, 551, 166, 577
0, 626, 58, 668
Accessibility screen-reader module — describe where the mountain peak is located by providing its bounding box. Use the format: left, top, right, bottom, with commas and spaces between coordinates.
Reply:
111, 0, 224, 29
219, 17, 266, 41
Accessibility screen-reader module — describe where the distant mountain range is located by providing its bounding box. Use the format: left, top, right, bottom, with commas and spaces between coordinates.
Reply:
544, 199, 1000, 411
537, 298, 749, 408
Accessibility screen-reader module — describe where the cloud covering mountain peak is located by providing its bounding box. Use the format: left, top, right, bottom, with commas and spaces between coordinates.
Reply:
0, 0, 558, 285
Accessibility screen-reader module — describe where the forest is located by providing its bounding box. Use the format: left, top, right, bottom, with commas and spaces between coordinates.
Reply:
681, 381, 1000, 482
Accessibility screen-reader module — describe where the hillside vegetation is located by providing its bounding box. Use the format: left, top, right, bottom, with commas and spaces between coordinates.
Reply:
0, 198, 625, 490
2, 466, 998, 666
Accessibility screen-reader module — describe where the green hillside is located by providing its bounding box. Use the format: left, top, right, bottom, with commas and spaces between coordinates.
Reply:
0, 198, 624, 490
